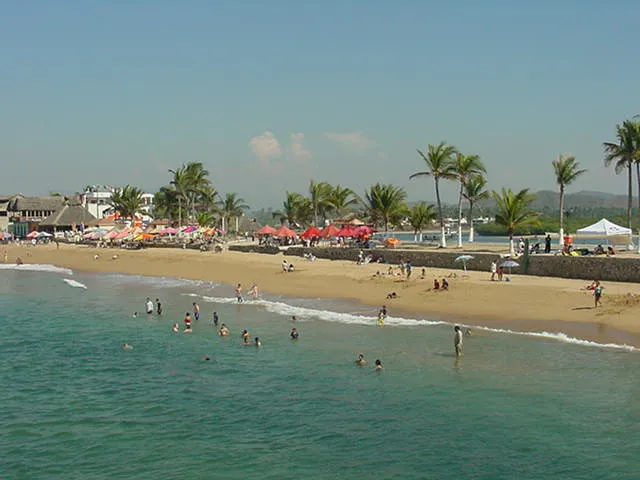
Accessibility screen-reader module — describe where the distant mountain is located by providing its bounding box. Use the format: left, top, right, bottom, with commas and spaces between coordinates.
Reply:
532, 190, 633, 211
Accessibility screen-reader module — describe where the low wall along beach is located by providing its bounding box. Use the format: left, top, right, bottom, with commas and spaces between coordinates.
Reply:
228, 245, 640, 283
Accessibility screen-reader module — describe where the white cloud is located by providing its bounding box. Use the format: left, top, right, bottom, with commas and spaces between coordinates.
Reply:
324, 132, 376, 150
249, 131, 283, 169
289, 132, 312, 160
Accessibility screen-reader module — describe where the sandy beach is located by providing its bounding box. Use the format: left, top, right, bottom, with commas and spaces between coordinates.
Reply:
5, 242, 640, 346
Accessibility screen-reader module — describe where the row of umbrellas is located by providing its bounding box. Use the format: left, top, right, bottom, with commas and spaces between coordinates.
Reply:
256, 224, 375, 239
454, 255, 519, 273
80, 225, 223, 242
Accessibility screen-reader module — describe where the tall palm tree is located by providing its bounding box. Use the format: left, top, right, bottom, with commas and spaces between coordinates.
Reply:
453, 153, 485, 247
364, 183, 408, 232
308, 180, 332, 226
603, 120, 640, 237
109, 185, 144, 224
552, 155, 587, 247
168, 162, 212, 226
326, 185, 360, 218
273, 192, 307, 227
219, 192, 249, 233
410, 142, 457, 247
153, 186, 180, 222
408, 202, 436, 242
195, 211, 215, 227
462, 174, 489, 243
492, 188, 539, 255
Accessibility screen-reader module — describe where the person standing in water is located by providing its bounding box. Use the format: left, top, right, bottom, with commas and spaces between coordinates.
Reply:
377, 305, 387, 326
212, 311, 219, 326
156, 298, 162, 315
454, 325, 463, 357
218, 324, 229, 336
374, 359, 383, 370
290, 328, 299, 340
193, 302, 200, 321
145, 297, 154, 314
248, 283, 259, 299
235, 284, 244, 303
184, 313, 192, 332
355, 354, 366, 366
241, 329, 250, 344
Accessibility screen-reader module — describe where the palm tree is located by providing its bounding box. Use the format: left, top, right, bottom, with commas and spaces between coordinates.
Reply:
153, 186, 180, 222
552, 155, 587, 247
410, 142, 457, 247
326, 185, 360, 218
109, 185, 144, 224
308, 180, 332, 226
195, 211, 215, 227
408, 202, 436, 242
462, 174, 489, 242
453, 153, 485, 247
603, 120, 640, 237
168, 162, 212, 226
492, 188, 539, 255
364, 183, 408, 232
273, 192, 307, 227
219, 192, 249, 234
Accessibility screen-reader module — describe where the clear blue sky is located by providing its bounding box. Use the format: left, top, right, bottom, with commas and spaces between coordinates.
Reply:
1, 1, 638, 208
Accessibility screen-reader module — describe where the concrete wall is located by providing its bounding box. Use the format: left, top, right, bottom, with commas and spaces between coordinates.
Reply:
283, 247, 640, 283
228, 245, 281, 255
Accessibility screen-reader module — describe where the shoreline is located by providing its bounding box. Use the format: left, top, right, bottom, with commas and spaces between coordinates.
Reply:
5, 243, 640, 347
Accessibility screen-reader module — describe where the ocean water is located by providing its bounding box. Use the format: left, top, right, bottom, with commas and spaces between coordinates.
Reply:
1, 267, 639, 479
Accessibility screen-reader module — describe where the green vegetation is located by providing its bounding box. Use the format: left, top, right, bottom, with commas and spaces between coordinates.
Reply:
492, 188, 539, 253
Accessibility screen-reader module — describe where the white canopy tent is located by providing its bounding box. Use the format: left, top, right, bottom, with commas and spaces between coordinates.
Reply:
576, 218, 631, 237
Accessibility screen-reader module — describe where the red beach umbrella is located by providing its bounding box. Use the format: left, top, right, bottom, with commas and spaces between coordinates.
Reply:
274, 225, 297, 238
319, 224, 340, 238
256, 225, 277, 235
336, 225, 358, 237
300, 226, 321, 239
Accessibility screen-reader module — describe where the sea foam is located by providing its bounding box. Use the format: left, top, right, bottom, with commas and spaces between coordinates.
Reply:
63, 278, 88, 289
0, 264, 73, 275
195, 294, 636, 351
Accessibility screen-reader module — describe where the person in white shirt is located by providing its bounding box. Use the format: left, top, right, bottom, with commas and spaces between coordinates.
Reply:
490, 261, 497, 281
145, 297, 154, 314
454, 325, 463, 357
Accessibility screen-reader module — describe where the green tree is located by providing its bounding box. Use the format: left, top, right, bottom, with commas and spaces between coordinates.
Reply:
326, 185, 360, 218
492, 188, 539, 255
109, 185, 144, 224
273, 192, 307, 227
453, 153, 485, 247
195, 211, 215, 227
153, 186, 180, 221
219, 192, 249, 233
462, 174, 489, 242
168, 162, 212, 226
603, 120, 640, 236
307, 180, 333, 226
364, 183, 408, 232
552, 155, 587, 247
410, 142, 457, 246
408, 202, 436, 241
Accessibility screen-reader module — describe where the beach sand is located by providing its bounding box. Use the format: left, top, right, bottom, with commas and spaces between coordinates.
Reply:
5, 243, 640, 346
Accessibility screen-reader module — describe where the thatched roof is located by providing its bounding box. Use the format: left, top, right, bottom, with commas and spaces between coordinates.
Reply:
9, 196, 65, 212
41, 205, 98, 227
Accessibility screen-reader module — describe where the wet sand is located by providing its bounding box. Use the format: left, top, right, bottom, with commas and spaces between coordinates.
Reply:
5, 242, 640, 346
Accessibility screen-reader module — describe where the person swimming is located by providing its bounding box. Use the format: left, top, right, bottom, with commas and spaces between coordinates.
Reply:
172, 323, 179, 333
122, 343, 133, 350
291, 315, 298, 321
218, 324, 229, 336
241, 329, 250, 344
184, 313, 192, 333
202, 356, 211, 361
290, 328, 299, 340
355, 353, 366, 366
374, 359, 383, 370
254, 337, 261, 347
133, 312, 138, 318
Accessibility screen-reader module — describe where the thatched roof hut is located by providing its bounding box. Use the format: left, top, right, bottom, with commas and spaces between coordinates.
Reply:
41, 204, 98, 230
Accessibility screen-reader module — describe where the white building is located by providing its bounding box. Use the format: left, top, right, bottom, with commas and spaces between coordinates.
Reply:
81, 185, 154, 220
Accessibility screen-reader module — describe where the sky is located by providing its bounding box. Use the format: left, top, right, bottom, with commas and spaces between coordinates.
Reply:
1, 1, 639, 209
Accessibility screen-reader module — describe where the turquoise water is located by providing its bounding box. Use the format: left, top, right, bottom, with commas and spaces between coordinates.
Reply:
1, 267, 639, 479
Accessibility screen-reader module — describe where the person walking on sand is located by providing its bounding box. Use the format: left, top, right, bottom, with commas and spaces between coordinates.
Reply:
544, 234, 551, 254
193, 302, 200, 321
454, 325, 463, 357
490, 261, 497, 281
235, 283, 244, 303
594, 283, 603, 308
497, 265, 504, 282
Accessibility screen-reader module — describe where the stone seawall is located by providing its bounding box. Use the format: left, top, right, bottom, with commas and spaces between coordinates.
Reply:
283, 247, 640, 283
228, 245, 281, 255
